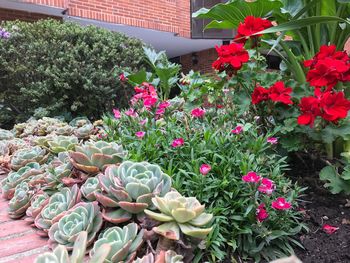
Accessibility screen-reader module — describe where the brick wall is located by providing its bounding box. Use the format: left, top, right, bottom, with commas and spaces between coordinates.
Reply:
180, 48, 217, 74
0, 8, 60, 22
22, 0, 191, 37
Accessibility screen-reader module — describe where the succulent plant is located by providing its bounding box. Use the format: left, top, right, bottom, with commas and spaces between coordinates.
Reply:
69, 141, 126, 174
81, 177, 101, 201
74, 123, 95, 139
0, 128, 14, 140
133, 251, 184, 263
35, 185, 81, 234
144, 191, 213, 240
34, 135, 54, 149
95, 161, 171, 224
10, 146, 49, 170
48, 136, 78, 154
1, 162, 42, 199
54, 124, 74, 136
48, 202, 103, 250
8, 181, 34, 219
26, 192, 50, 223
90, 223, 144, 263
43, 157, 73, 190
35, 231, 110, 263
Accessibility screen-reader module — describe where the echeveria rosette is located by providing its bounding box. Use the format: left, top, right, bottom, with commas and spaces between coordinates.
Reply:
94, 161, 172, 224
35, 231, 110, 263
90, 223, 144, 263
1, 162, 42, 200
69, 141, 127, 174
81, 177, 101, 201
35, 185, 81, 235
48, 136, 78, 154
0, 128, 14, 140
43, 159, 73, 191
48, 201, 103, 250
144, 191, 213, 240
54, 124, 74, 136
8, 181, 34, 219
134, 251, 184, 263
10, 146, 49, 171
26, 192, 50, 223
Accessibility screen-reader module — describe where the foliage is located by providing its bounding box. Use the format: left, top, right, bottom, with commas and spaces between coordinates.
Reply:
0, 19, 146, 127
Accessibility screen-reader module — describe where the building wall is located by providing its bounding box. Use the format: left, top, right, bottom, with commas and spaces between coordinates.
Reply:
180, 48, 217, 74
22, 0, 191, 37
0, 7, 60, 22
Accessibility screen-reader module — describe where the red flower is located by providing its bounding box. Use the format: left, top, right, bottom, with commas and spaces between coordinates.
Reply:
256, 203, 269, 222
212, 43, 249, 74
304, 45, 348, 68
171, 138, 184, 148
258, 178, 275, 195
191, 108, 206, 118
268, 81, 293, 105
231, 125, 243, 134
297, 96, 321, 127
320, 91, 350, 122
251, 85, 269, 104
242, 171, 261, 183
119, 73, 127, 82
234, 16, 272, 45
200, 164, 212, 175
323, 224, 339, 234
132, 82, 158, 109
271, 197, 292, 210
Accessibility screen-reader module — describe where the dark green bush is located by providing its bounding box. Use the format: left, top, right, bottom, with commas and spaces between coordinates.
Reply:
0, 19, 145, 127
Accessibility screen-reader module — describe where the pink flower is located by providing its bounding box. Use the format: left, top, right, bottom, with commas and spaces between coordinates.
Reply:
267, 137, 278, 144
256, 203, 269, 222
171, 138, 184, 148
119, 73, 127, 82
231, 125, 243, 134
271, 197, 292, 210
191, 108, 206, 118
156, 108, 165, 116
140, 119, 147, 125
323, 224, 339, 234
200, 164, 212, 175
144, 97, 158, 108
125, 108, 138, 118
135, 131, 145, 138
242, 171, 261, 183
258, 178, 275, 195
113, 109, 121, 119
159, 101, 171, 109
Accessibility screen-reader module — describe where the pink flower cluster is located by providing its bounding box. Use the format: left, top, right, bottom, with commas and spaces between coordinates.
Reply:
242, 171, 292, 222
191, 108, 206, 118
131, 82, 158, 109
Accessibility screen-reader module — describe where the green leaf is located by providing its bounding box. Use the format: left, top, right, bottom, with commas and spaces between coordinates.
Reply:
280, 0, 304, 17
319, 166, 350, 194
126, 69, 147, 85
193, 0, 283, 30
256, 16, 350, 35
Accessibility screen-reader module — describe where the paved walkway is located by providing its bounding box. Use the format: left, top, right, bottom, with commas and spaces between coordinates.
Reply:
0, 175, 49, 263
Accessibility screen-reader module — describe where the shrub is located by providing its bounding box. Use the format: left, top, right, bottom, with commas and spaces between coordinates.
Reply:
0, 19, 146, 127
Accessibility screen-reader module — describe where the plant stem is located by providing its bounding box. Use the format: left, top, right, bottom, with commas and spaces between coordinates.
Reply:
325, 142, 334, 159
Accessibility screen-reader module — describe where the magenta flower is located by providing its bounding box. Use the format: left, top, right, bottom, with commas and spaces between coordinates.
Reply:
119, 73, 127, 82
271, 197, 292, 210
323, 224, 339, 234
135, 131, 145, 138
125, 108, 138, 118
242, 171, 261, 183
267, 137, 278, 144
156, 108, 165, 116
113, 109, 121, 119
140, 119, 147, 125
191, 108, 206, 118
231, 125, 243, 134
171, 138, 184, 148
258, 178, 275, 195
144, 97, 158, 109
200, 164, 212, 175
256, 203, 269, 222
159, 101, 171, 109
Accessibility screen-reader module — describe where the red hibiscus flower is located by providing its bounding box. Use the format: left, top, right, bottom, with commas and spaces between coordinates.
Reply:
251, 85, 269, 104
320, 91, 350, 122
234, 16, 272, 45
212, 43, 249, 74
268, 81, 293, 105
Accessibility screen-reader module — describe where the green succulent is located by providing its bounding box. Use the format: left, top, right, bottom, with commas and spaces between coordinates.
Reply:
48, 136, 79, 154
69, 141, 127, 174
1, 162, 42, 200
8, 181, 33, 219
95, 161, 171, 224
48, 201, 103, 250
35, 185, 81, 234
26, 192, 50, 223
0, 128, 14, 140
90, 223, 144, 263
133, 251, 184, 263
35, 231, 110, 263
43, 157, 73, 190
54, 124, 74, 136
81, 177, 101, 201
144, 191, 213, 240
34, 135, 54, 149
74, 123, 94, 139
10, 146, 49, 170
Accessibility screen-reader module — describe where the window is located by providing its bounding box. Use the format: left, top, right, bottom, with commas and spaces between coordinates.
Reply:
191, 0, 234, 39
